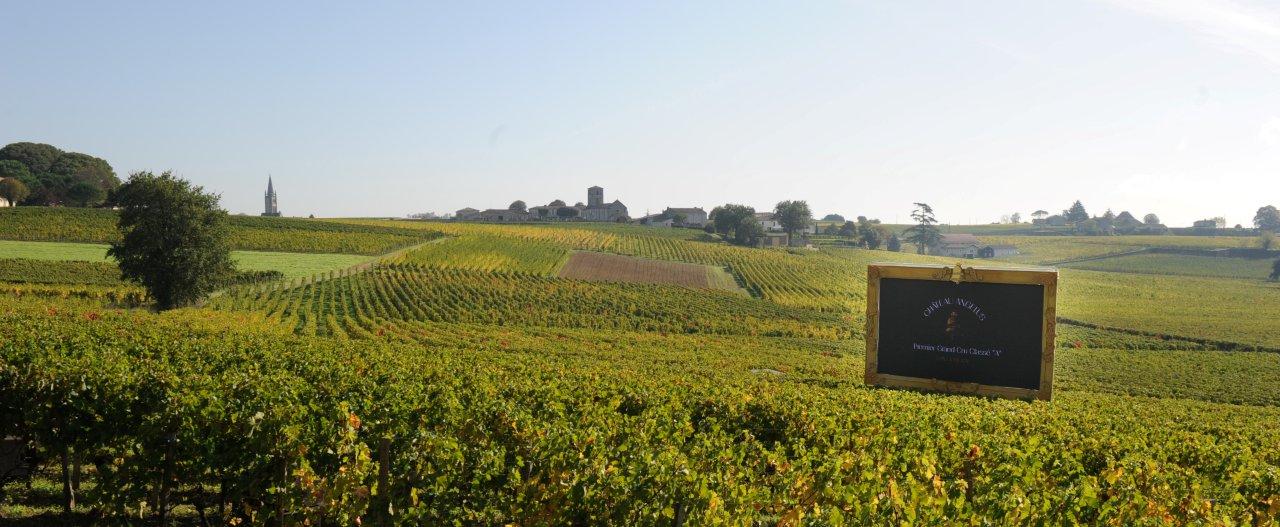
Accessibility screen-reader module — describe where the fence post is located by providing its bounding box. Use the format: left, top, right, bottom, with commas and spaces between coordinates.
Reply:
378, 437, 391, 517
61, 445, 75, 514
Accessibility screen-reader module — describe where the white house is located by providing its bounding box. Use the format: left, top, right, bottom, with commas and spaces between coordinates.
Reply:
929, 233, 982, 258
756, 212, 782, 232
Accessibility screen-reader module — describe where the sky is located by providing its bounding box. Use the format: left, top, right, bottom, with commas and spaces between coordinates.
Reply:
2, 1, 1278, 227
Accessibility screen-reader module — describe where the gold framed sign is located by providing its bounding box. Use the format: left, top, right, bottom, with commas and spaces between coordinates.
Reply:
865, 263, 1058, 401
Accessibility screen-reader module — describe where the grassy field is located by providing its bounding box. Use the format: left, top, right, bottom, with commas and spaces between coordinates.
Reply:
0, 240, 373, 279
1062, 252, 1276, 280
2, 215, 1279, 524
980, 235, 1263, 265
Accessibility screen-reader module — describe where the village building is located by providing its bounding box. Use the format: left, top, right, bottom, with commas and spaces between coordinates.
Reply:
456, 186, 628, 223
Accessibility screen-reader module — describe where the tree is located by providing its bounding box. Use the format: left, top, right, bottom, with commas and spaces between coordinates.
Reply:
734, 216, 764, 246
1272, 259, 1280, 281
0, 142, 63, 174
50, 152, 119, 191
773, 200, 813, 236
66, 181, 106, 207
0, 160, 31, 181
902, 203, 941, 254
1259, 231, 1276, 251
1066, 200, 1088, 223
861, 224, 888, 249
887, 234, 902, 252
822, 214, 845, 222
509, 200, 527, 212
1010, 212, 1022, 224
1143, 213, 1161, 225
670, 213, 687, 227
0, 178, 30, 206
1032, 210, 1048, 221
107, 171, 235, 310
709, 204, 755, 236
838, 221, 858, 239
1254, 205, 1280, 232
1076, 218, 1101, 235
556, 206, 578, 219
548, 199, 566, 207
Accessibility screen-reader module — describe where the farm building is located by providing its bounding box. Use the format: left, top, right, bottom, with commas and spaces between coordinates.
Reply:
758, 232, 789, 247
756, 232, 811, 248
458, 208, 532, 222
930, 234, 982, 258
638, 214, 675, 228
662, 207, 708, 226
979, 245, 1019, 258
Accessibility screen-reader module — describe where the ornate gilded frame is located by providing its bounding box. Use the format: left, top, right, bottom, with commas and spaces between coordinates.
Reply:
864, 263, 1058, 401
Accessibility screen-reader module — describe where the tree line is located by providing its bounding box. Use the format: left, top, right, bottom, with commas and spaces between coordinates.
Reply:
0, 142, 120, 207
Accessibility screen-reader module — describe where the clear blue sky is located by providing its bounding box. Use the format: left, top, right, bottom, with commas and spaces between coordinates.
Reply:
3, 1, 1278, 226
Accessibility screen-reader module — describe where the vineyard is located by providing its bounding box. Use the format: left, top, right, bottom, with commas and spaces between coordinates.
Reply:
211, 264, 851, 340
557, 251, 743, 292
0, 207, 442, 255
2, 216, 1279, 524
3, 298, 1280, 524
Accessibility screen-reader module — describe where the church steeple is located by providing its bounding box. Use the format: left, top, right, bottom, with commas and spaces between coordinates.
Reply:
262, 175, 280, 216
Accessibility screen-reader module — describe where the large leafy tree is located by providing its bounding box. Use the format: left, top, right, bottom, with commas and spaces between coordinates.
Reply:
509, 200, 527, 212
66, 181, 106, 207
734, 215, 764, 246
709, 204, 755, 236
1143, 213, 1161, 225
1271, 258, 1280, 281
1254, 205, 1280, 232
902, 202, 941, 254
0, 177, 30, 206
860, 223, 888, 249
838, 221, 858, 238
774, 200, 813, 236
50, 152, 119, 191
0, 143, 119, 206
887, 233, 902, 252
0, 142, 63, 174
0, 160, 31, 181
108, 171, 235, 310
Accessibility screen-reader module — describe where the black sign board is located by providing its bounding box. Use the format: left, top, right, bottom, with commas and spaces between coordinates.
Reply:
865, 263, 1057, 400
